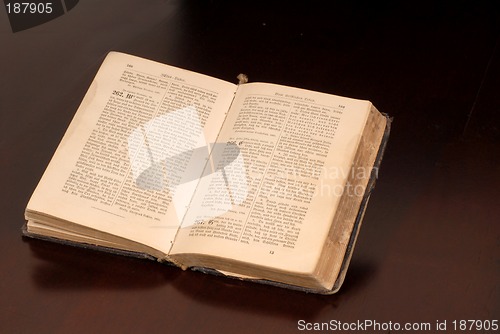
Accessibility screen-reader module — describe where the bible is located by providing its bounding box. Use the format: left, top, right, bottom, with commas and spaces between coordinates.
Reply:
24, 52, 390, 294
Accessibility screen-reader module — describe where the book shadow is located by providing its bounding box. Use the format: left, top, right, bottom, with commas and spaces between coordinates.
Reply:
25, 237, 180, 290
26, 237, 376, 318
168, 257, 377, 318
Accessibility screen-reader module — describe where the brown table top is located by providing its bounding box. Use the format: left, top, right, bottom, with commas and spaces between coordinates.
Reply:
1, 1, 498, 333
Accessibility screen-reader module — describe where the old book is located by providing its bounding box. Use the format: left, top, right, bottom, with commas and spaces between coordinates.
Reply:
24, 52, 390, 294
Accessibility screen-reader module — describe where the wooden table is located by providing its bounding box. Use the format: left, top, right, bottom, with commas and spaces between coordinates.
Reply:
1, 1, 498, 332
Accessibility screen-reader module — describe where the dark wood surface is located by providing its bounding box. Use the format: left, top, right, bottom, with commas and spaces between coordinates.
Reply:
1, 1, 499, 333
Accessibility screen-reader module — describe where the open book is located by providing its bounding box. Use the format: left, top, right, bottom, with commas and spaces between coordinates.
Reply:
24, 52, 390, 294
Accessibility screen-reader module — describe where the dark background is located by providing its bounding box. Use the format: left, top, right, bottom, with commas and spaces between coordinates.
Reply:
1, 1, 499, 333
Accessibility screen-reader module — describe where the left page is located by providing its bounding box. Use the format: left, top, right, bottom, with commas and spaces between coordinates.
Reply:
26, 52, 237, 255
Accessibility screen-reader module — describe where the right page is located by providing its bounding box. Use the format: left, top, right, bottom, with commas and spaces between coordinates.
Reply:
170, 82, 371, 276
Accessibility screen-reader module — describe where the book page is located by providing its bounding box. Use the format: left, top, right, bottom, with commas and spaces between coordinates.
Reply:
170, 83, 371, 273
26, 52, 237, 255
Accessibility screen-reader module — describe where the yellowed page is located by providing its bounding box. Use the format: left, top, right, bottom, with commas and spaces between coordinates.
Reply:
170, 82, 371, 273
26, 52, 237, 255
